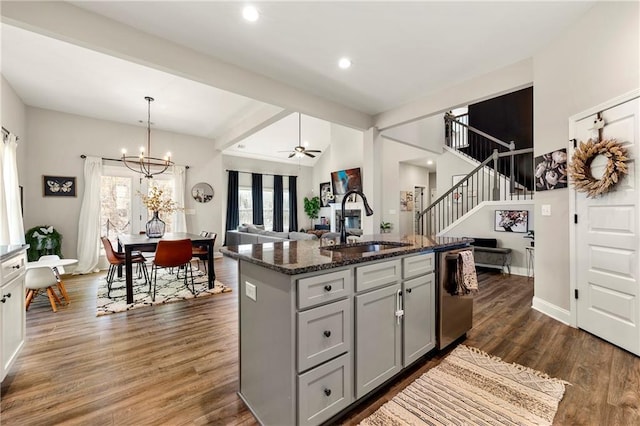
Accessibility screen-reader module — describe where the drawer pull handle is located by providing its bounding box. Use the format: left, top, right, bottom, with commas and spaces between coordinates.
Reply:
406, 288, 412, 293
323, 330, 331, 338
324, 285, 332, 292
12, 264, 20, 269
324, 388, 332, 397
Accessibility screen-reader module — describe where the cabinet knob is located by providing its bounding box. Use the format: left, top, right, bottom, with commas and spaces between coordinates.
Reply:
324, 388, 332, 397
1, 297, 6, 303
5, 293, 10, 298
323, 330, 331, 338
406, 288, 412, 293
324, 285, 332, 292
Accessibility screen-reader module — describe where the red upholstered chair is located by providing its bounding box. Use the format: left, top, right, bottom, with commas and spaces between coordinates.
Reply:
192, 232, 216, 278
151, 239, 195, 301
101, 237, 150, 298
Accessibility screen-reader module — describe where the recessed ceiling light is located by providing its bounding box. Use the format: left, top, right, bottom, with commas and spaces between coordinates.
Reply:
338, 57, 352, 69
242, 5, 259, 22
427, 160, 434, 165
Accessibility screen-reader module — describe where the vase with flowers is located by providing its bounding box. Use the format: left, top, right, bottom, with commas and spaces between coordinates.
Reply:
139, 186, 181, 238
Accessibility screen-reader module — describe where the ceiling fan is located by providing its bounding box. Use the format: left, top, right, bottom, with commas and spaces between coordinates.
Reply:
281, 113, 322, 158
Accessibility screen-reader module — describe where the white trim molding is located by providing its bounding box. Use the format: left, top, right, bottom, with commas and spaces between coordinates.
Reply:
532, 297, 572, 326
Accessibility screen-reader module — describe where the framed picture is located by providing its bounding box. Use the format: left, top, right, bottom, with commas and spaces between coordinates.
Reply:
319, 182, 332, 207
43, 175, 76, 197
495, 210, 528, 233
191, 182, 214, 203
534, 148, 567, 191
400, 190, 414, 211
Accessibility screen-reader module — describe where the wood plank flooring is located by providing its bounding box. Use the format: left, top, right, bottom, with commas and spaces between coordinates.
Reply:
2, 259, 639, 425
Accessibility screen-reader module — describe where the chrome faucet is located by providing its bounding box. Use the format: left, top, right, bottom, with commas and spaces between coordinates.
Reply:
340, 189, 374, 244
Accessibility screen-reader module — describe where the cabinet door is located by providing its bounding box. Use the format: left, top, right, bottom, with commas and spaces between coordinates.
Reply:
403, 273, 435, 366
2, 274, 25, 381
355, 283, 401, 399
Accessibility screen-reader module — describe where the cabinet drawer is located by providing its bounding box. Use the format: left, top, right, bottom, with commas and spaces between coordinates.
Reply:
298, 269, 351, 310
298, 299, 351, 372
355, 259, 400, 293
403, 252, 435, 279
298, 353, 352, 426
1, 251, 26, 283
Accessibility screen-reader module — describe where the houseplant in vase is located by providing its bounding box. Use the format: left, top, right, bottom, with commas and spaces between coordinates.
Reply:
139, 186, 181, 237
25, 225, 63, 261
380, 221, 392, 233
303, 196, 321, 230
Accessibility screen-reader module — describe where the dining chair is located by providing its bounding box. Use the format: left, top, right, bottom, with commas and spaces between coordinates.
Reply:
151, 239, 194, 301
38, 254, 70, 305
191, 232, 216, 279
25, 266, 62, 312
101, 237, 150, 298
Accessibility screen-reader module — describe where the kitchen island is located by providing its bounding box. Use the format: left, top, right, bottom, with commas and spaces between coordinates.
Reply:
221, 234, 470, 426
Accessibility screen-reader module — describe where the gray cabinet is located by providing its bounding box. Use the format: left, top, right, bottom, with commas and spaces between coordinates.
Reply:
355, 283, 402, 399
1, 248, 26, 382
402, 272, 435, 365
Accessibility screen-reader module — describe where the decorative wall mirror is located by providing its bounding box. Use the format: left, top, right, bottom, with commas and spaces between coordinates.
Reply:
191, 182, 214, 203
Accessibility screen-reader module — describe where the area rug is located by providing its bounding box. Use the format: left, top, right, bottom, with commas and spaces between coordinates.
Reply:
360, 345, 569, 426
96, 268, 232, 316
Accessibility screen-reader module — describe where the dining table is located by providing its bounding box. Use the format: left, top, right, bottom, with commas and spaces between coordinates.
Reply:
117, 232, 216, 304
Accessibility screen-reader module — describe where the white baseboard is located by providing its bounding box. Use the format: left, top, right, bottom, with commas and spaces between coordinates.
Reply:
532, 296, 572, 326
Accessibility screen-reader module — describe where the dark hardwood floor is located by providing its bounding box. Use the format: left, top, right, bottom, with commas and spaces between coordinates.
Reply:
2, 258, 639, 425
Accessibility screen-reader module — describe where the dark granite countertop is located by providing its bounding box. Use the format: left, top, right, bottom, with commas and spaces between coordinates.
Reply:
0, 244, 29, 261
220, 234, 471, 275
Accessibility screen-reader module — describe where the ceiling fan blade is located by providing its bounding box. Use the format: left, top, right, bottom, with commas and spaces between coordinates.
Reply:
288, 153, 296, 158
306, 150, 322, 153
304, 152, 316, 158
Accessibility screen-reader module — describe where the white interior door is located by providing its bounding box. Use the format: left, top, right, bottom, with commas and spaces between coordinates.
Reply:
573, 97, 639, 356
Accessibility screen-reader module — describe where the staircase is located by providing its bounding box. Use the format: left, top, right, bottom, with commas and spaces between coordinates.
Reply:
417, 113, 534, 236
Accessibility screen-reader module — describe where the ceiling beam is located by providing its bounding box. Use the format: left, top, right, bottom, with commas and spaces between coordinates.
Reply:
213, 105, 290, 152
1, 1, 374, 131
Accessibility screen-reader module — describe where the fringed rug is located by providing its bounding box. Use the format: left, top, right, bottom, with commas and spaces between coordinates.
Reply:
96, 267, 232, 316
360, 345, 569, 426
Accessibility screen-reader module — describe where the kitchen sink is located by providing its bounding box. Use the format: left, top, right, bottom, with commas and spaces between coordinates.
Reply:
322, 241, 410, 255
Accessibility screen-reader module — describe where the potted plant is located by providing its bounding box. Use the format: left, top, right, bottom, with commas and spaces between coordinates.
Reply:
380, 221, 392, 233
303, 196, 321, 229
25, 225, 63, 261
524, 230, 534, 247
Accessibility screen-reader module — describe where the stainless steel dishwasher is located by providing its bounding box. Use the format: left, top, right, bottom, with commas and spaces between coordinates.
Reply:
436, 248, 474, 350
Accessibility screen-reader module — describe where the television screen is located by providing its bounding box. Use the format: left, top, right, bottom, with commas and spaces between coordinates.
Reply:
331, 167, 362, 195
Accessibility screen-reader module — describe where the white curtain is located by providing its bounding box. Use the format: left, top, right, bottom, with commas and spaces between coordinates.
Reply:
172, 165, 187, 232
74, 156, 102, 274
0, 134, 25, 245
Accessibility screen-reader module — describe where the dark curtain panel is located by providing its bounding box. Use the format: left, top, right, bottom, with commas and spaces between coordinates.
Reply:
289, 175, 298, 232
251, 173, 264, 225
273, 175, 284, 232
224, 170, 239, 245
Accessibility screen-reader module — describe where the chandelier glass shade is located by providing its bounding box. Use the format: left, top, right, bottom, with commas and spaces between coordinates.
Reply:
121, 96, 174, 179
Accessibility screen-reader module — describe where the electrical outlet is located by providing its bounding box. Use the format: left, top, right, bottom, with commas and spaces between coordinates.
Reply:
245, 282, 257, 301
541, 204, 551, 216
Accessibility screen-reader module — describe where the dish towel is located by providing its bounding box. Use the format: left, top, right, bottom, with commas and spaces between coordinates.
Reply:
456, 250, 478, 294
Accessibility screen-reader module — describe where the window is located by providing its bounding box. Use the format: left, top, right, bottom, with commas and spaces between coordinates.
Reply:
237, 185, 289, 231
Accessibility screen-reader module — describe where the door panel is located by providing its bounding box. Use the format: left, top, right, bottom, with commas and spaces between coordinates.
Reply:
574, 97, 639, 356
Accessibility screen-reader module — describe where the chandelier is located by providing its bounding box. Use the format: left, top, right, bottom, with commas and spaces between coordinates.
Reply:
121, 96, 174, 179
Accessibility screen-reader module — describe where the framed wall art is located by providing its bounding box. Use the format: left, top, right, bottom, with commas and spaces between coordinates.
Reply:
494, 210, 528, 233
43, 175, 76, 197
192, 182, 214, 203
319, 181, 332, 207
534, 148, 567, 191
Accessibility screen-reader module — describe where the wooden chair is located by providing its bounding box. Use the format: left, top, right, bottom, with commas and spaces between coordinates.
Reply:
101, 237, 150, 298
152, 239, 195, 301
38, 255, 70, 305
25, 267, 62, 312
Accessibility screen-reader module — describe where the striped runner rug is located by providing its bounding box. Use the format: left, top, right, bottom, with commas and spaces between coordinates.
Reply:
360, 345, 569, 426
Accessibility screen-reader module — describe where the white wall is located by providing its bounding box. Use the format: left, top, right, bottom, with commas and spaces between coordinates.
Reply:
1, 76, 27, 185
381, 113, 444, 154
441, 200, 535, 276
23, 107, 219, 258
532, 1, 639, 312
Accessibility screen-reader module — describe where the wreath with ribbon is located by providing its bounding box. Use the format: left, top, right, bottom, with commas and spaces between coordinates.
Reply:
568, 138, 628, 198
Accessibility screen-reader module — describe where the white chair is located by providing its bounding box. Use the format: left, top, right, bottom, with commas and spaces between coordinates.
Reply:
25, 267, 62, 312
38, 255, 70, 304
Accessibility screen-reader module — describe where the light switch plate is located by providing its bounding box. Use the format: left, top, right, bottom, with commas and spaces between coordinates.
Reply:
245, 282, 257, 301
541, 204, 551, 216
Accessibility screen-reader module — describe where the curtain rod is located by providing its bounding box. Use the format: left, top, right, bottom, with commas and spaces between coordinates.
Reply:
226, 169, 298, 178
2, 126, 20, 141
80, 154, 189, 169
